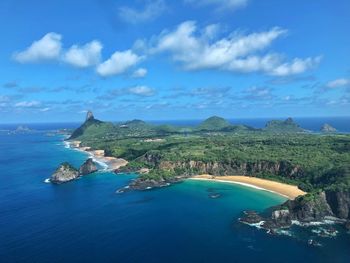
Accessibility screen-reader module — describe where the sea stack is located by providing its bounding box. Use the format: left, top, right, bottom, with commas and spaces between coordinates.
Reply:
51, 162, 79, 184
321, 123, 337, 133
79, 158, 98, 175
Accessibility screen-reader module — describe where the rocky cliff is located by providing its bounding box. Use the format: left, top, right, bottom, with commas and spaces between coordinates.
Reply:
69, 110, 104, 139
79, 158, 97, 175
51, 162, 80, 183
142, 153, 304, 179
240, 190, 350, 230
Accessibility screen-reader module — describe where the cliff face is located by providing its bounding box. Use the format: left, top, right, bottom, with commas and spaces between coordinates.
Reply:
325, 190, 350, 219
142, 153, 304, 179
241, 190, 350, 230
79, 158, 97, 175
278, 192, 335, 222
51, 163, 79, 183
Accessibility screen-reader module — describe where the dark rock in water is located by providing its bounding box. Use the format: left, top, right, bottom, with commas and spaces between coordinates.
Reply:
51, 162, 79, 184
119, 176, 185, 192
239, 211, 264, 225
79, 158, 97, 175
128, 178, 170, 190
320, 123, 337, 133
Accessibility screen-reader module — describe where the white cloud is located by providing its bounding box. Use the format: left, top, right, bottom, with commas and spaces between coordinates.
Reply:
128, 85, 155, 96
269, 57, 322, 76
13, 33, 62, 63
326, 78, 350, 88
151, 21, 321, 76
185, 0, 248, 12
96, 50, 142, 77
39, 107, 50, 112
63, 40, 102, 67
118, 0, 167, 24
131, 68, 148, 78
15, 101, 41, 108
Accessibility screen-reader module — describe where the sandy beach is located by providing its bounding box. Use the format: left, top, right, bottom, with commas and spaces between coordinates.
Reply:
190, 174, 306, 200
68, 140, 128, 170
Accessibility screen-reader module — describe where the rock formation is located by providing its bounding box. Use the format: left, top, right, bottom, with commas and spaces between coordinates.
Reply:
86, 110, 94, 121
51, 159, 98, 184
321, 123, 337, 133
79, 158, 97, 175
240, 190, 350, 230
51, 162, 79, 183
141, 153, 304, 179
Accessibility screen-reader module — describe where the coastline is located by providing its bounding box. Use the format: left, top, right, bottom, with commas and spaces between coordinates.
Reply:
64, 140, 128, 171
189, 175, 306, 200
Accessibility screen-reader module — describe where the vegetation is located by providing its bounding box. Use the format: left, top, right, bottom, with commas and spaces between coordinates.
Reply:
197, 116, 231, 131
69, 115, 350, 192
264, 117, 305, 133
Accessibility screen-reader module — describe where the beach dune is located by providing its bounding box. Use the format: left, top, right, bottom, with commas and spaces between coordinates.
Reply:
190, 174, 306, 200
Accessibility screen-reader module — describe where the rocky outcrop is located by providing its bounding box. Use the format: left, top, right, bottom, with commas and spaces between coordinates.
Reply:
69, 111, 103, 139
79, 158, 97, 175
321, 123, 337, 133
142, 154, 304, 179
117, 176, 185, 193
240, 190, 350, 230
86, 110, 94, 121
51, 162, 79, 184
51, 159, 98, 184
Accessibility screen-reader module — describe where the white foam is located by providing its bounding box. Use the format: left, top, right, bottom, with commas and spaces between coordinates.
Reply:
44, 178, 51, 183
291, 219, 336, 227
276, 229, 293, 237
91, 157, 109, 170
241, 220, 266, 229
63, 139, 113, 171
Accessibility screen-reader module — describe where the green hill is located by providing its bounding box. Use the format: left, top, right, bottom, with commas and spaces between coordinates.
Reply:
264, 117, 305, 133
69, 111, 113, 139
197, 116, 231, 131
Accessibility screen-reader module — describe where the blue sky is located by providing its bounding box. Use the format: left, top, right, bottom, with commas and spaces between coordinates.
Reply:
0, 0, 349, 122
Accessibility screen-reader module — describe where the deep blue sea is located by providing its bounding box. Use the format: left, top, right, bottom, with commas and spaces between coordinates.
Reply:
1, 119, 350, 263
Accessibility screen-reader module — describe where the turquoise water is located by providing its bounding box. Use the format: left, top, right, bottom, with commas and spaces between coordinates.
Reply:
1, 130, 350, 262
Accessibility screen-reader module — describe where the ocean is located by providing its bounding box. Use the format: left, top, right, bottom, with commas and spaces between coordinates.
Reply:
0, 119, 350, 263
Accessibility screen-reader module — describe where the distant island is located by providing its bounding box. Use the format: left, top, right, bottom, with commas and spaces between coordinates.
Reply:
59, 111, 349, 233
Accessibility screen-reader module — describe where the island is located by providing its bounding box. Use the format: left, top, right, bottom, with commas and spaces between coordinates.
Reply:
50, 158, 98, 183
65, 111, 350, 231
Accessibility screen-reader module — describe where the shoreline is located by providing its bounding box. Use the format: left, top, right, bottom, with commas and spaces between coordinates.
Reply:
64, 140, 128, 171
189, 175, 306, 200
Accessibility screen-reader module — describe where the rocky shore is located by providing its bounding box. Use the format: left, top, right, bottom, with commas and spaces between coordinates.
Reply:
239, 190, 350, 231
68, 140, 128, 170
